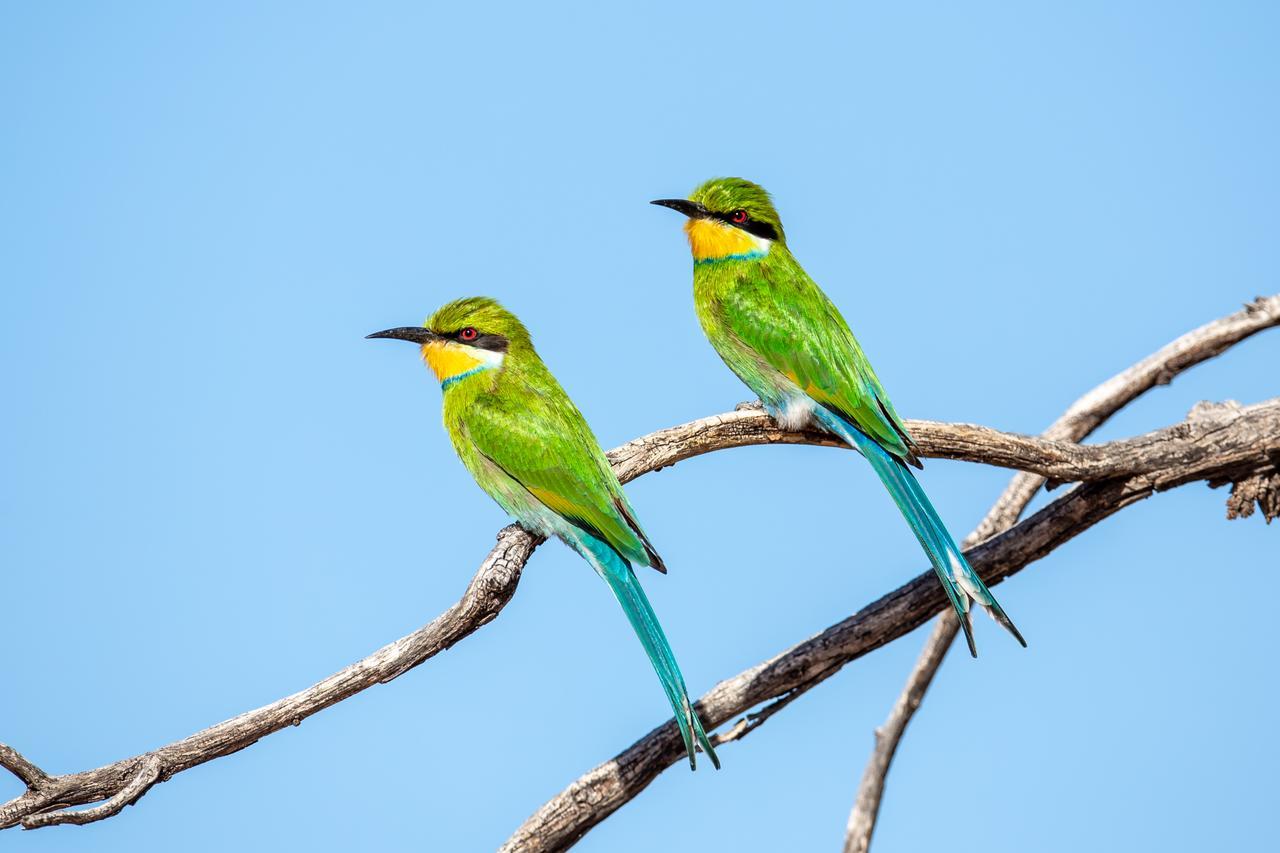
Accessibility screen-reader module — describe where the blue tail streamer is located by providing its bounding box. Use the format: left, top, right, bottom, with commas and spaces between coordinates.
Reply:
577, 535, 720, 769
812, 407, 1026, 656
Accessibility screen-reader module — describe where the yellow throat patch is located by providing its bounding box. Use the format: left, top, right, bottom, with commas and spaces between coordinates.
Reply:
421, 341, 485, 384
685, 218, 768, 262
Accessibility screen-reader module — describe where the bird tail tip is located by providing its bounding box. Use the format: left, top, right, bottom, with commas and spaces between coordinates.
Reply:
822, 412, 1027, 657
681, 697, 721, 770
982, 598, 1028, 649
951, 558, 1028, 656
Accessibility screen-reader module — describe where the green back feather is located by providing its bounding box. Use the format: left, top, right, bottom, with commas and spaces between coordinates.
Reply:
686, 180, 918, 465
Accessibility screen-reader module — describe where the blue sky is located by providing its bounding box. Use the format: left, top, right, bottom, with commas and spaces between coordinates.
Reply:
2, 3, 1277, 851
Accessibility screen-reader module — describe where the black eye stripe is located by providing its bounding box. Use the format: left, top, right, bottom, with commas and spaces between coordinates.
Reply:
712, 210, 779, 242
448, 328, 509, 352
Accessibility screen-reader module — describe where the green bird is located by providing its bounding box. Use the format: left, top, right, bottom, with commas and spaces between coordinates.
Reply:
367, 297, 718, 769
653, 178, 1025, 656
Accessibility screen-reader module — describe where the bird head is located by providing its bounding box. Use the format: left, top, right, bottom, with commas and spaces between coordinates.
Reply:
367, 296, 531, 389
651, 177, 785, 263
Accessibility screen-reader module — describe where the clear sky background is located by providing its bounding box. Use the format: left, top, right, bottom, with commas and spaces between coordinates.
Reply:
2, 3, 1277, 851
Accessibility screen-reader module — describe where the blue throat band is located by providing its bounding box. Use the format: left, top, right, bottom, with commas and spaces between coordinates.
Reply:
694, 249, 768, 266
440, 364, 492, 390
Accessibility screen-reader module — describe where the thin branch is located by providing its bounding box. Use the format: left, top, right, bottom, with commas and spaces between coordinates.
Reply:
23, 757, 161, 828
619, 400, 1280, 489
843, 613, 957, 853
0, 745, 48, 789
1, 529, 542, 830
714, 661, 846, 747
842, 293, 1280, 853
972, 294, 1280, 543
500, 396, 1279, 853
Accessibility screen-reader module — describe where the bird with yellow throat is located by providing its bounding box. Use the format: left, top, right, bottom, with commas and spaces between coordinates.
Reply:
368, 297, 719, 769
654, 178, 1026, 656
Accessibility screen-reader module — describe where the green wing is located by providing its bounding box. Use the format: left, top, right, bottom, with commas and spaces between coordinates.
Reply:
712, 267, 920, 466
461, 372, 665, 570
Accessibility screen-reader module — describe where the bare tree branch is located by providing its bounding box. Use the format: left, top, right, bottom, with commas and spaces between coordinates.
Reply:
501, 294, 1280, 850
0, 529, 542, 830
22, 757, 162, 829
973, 294, 1280, 542
3, 411, 1147, 830
843, 293, 1280, 853
500, 396, 1279, 853
0, 746, 48, 790
3, 296, 1275, 837
622, 399, 1278, 488
843, 612, 958, 853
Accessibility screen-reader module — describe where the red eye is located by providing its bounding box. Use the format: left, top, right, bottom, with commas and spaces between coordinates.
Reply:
459, 327, 478, 342
731, 209, 749, 224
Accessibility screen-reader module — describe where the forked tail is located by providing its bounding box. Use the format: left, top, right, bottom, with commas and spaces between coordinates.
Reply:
812, 408, 1026, 657
578, 535, 720, 770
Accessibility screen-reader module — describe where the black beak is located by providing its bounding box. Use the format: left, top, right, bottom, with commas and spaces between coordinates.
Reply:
650, 198, 708, 219
366, 326, 440, 344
